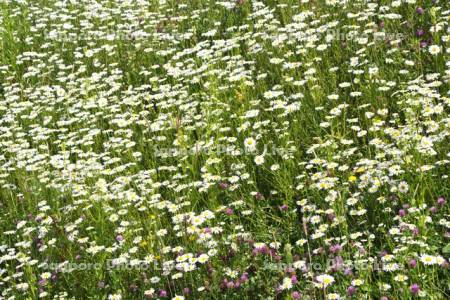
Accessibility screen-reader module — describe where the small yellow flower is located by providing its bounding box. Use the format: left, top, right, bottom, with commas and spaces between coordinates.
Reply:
235, 90, 244, 101
348, 175, 357, 182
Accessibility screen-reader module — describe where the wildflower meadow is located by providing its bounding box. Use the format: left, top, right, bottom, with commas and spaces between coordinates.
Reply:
0, 0, 449, 299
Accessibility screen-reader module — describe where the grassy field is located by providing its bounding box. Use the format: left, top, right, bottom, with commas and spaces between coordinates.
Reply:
0, 0, 449, 299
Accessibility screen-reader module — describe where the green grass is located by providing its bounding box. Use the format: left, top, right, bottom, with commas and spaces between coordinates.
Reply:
0, 0, 449, 299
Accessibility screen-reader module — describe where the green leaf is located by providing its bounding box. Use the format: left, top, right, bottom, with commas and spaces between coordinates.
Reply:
443, 243, 450, 255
